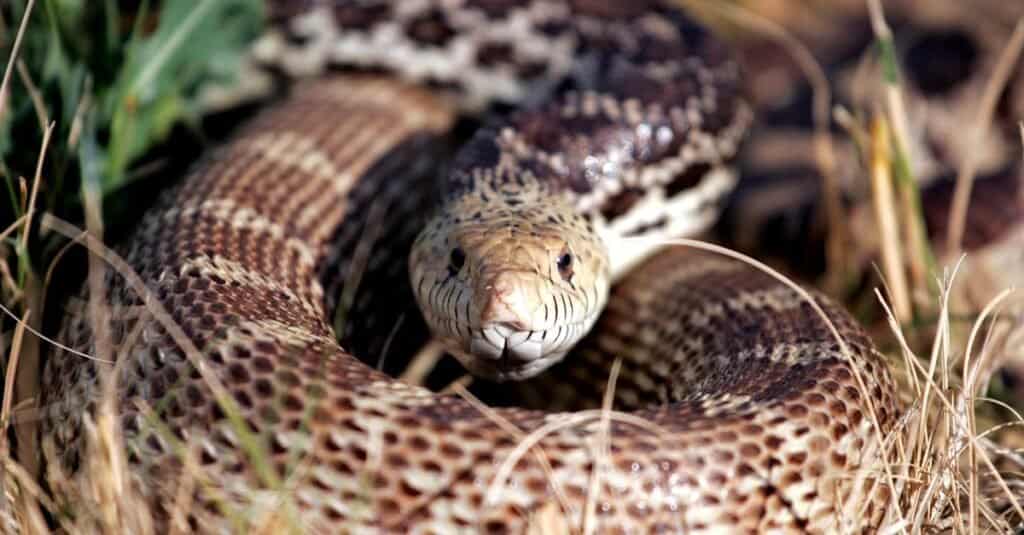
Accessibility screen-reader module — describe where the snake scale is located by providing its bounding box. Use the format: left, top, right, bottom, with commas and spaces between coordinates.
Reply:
41, 0, 1007, 532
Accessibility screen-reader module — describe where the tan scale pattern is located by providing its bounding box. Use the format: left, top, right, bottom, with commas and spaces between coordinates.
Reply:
41, 74, 903, 532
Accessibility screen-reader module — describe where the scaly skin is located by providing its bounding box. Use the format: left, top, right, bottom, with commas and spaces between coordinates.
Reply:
37, 2, 911, 533
41, 79, 898, 533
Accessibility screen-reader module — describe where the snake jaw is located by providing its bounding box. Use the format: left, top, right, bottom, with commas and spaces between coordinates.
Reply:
464, 324, 579, 382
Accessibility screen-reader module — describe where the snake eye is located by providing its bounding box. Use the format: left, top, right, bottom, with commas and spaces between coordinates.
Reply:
449, 247, 466, 273
556, 251, 573, 281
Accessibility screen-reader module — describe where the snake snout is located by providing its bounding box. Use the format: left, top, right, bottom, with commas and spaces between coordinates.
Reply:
477, 271, 539, 331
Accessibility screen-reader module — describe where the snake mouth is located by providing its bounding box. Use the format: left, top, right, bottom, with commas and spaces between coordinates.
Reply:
463, 331, 568, 381
417, 309, 601, 381
457, 315, 599, 381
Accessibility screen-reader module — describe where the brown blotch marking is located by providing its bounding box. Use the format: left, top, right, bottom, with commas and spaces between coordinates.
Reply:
378, 497, 401, 516
806, 457, 823, 475
821, 380, 841, 392
781, 470, 802, 486
616, 458, 640, 472
515, 61, 549, 80
831, 452, 847, 467
227, 363, 250, 384
322, 504, 344, 522
716, 430, 739, 443
713, 449, 735, 464
700, 494, 721, 506
786, 404, 808, 418
803, 392, 826, 406
333, 395, 355, 412
627, 501, 650, 519
525, 476, 549, 494
234, 390, 253, 409
341, 417, 366, 434
408, 434, 431, 452
476, 42, 515, 67
364, 473, 387, 490
741, 423, 764, 435
253, 378, 274, 398
421, 460, 444, 474
185, 384, 205, 408
666, 162, 714, 198
439, 442, 463, 459
569, 0, 657, 19
407, 9, 457, 47
739, 443, 761, 458
470, 0, 522, 17
269, 434, 289, 455
281, 393, 304, 412
484, 519, 509, 534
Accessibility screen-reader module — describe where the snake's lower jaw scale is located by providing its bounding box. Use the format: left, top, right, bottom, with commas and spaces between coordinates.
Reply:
460, 337, 569, 382
467, 324, 561, 376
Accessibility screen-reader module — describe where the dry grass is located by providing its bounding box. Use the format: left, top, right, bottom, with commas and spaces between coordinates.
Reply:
869, 115, 913, 323
680, 0, 848, 292
2, 1, 1024, 534
946, 18, 1024, 257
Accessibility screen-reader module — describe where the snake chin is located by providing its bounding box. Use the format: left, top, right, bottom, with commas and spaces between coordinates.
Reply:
441, 314, 602, 381
459, 347, 566, 382
460, 331, 567, 382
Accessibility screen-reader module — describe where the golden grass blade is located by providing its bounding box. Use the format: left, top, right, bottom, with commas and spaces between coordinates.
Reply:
1, 308, 28, 441
0, 301, 110, 363
0, 215, 26, 244
680, 0, 847, 287
865, 0, 936, 300
20, 121, 52, 255
962, 289, 1015, 532
484, 410, 665, 508
398, 339, 444, 386
582, 357, 620, 535
870, 116, 912, 323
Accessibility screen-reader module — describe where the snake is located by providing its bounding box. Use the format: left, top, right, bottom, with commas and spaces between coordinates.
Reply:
37, 0, 1024, 532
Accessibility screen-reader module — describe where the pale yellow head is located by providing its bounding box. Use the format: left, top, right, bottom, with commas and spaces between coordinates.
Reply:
409, 179, 610, 381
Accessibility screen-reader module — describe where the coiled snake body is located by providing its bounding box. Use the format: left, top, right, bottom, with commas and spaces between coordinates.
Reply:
42, 1, 904, 532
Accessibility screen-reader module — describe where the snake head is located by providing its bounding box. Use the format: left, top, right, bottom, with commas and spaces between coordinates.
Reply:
409, 184, 610, 381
